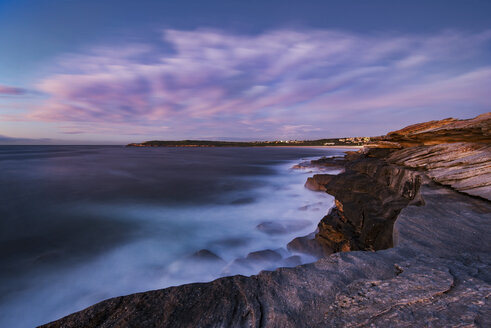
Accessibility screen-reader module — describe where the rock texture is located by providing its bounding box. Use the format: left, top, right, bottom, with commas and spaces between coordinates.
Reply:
314, 153, 423, 254
293, 156, 346, 172
385, 142, 491, 200
41, 114, 491, 328
304, 174, 333, 191
368, 112, 491, 200
375, 112, 491, 147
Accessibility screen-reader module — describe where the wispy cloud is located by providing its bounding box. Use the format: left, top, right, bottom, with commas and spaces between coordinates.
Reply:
21, 29, 491, 138
0, 84, 26, 95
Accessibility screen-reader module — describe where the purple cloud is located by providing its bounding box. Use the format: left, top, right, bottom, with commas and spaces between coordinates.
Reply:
27, 29, 491, 138
0, 84, 25, 95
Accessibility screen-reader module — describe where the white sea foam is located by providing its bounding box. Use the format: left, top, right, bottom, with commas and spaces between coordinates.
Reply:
0, 147, 345, 327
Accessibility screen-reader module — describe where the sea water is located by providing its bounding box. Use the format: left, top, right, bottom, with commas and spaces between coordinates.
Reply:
0, 146, 346, 327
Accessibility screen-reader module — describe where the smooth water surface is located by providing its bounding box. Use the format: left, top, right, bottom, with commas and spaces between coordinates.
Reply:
0, 146, 346, 327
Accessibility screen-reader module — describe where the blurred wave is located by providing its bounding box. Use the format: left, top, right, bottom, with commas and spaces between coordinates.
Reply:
0, 146, 345, 327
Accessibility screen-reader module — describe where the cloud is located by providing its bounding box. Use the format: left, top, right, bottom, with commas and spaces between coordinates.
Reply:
61, 130, 86, 135
0, 84, 26, 95
0, 134, 52, 145
26, 29, 491, 138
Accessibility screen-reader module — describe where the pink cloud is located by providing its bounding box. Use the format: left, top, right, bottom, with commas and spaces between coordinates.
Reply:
0, 84, 25, 95
22, 28, 491, 138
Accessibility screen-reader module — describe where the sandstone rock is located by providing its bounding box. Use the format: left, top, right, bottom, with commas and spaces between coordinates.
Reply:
378, 112, 491, 146
304, 174, 335, 191
304, 177, 326, 191
385, 142, 491, 200
287, 232, 327, 258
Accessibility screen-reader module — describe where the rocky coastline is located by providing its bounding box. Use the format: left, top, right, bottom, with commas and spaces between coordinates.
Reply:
42, 113, 490, 327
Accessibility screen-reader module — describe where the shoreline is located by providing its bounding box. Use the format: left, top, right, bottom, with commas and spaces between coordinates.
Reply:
263, 145, 363, 149
43, 142, 491, 327
41, 114, 491, 327
127, 144, 364, 149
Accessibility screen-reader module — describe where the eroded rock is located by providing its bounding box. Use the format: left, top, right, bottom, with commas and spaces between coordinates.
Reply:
287, 232, 326, 258
385, 142, 491, 200
374, 112, 491, 147
304, 174, 335, 191
292, 156, 346, 171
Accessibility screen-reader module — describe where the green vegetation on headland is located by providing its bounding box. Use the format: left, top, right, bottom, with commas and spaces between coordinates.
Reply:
127, 137, 371, 147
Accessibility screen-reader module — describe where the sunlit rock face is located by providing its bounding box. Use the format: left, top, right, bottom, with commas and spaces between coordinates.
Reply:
369, 113, 491, 200
377, 112, 491, 147
386, 142, 491, 200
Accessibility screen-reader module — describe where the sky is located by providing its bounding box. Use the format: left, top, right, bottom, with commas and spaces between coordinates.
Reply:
1, 0, 490, 144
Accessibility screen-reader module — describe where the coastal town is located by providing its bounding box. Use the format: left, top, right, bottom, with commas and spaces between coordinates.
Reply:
127, 137, 372, 147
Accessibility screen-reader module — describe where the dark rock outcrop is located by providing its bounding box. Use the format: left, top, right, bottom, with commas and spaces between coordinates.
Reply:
287, 231, 326, 258
312, 154, 424, 254
292, 156, 346, 171
41, 113, 491, 328
304, 174, 335, 191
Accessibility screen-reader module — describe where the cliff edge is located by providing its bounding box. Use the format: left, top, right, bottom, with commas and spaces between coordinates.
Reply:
41, 113, 491, 328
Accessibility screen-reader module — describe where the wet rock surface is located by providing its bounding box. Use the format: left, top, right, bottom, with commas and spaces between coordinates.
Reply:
221, 249, 296, 276
287, 231, 325, 258
41, 113, 491, 328
190, 249, 224, 261
246, 250, 282, 262
304, 174, 334, 191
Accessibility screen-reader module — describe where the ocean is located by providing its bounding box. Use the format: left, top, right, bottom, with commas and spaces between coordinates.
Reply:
0, 145, 345, 327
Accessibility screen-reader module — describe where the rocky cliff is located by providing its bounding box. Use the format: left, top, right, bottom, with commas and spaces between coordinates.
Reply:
41, 113, 491, 328
374, 112, 490, 147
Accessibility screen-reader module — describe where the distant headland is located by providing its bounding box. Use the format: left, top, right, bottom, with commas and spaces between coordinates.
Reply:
127, 137, 371, 147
